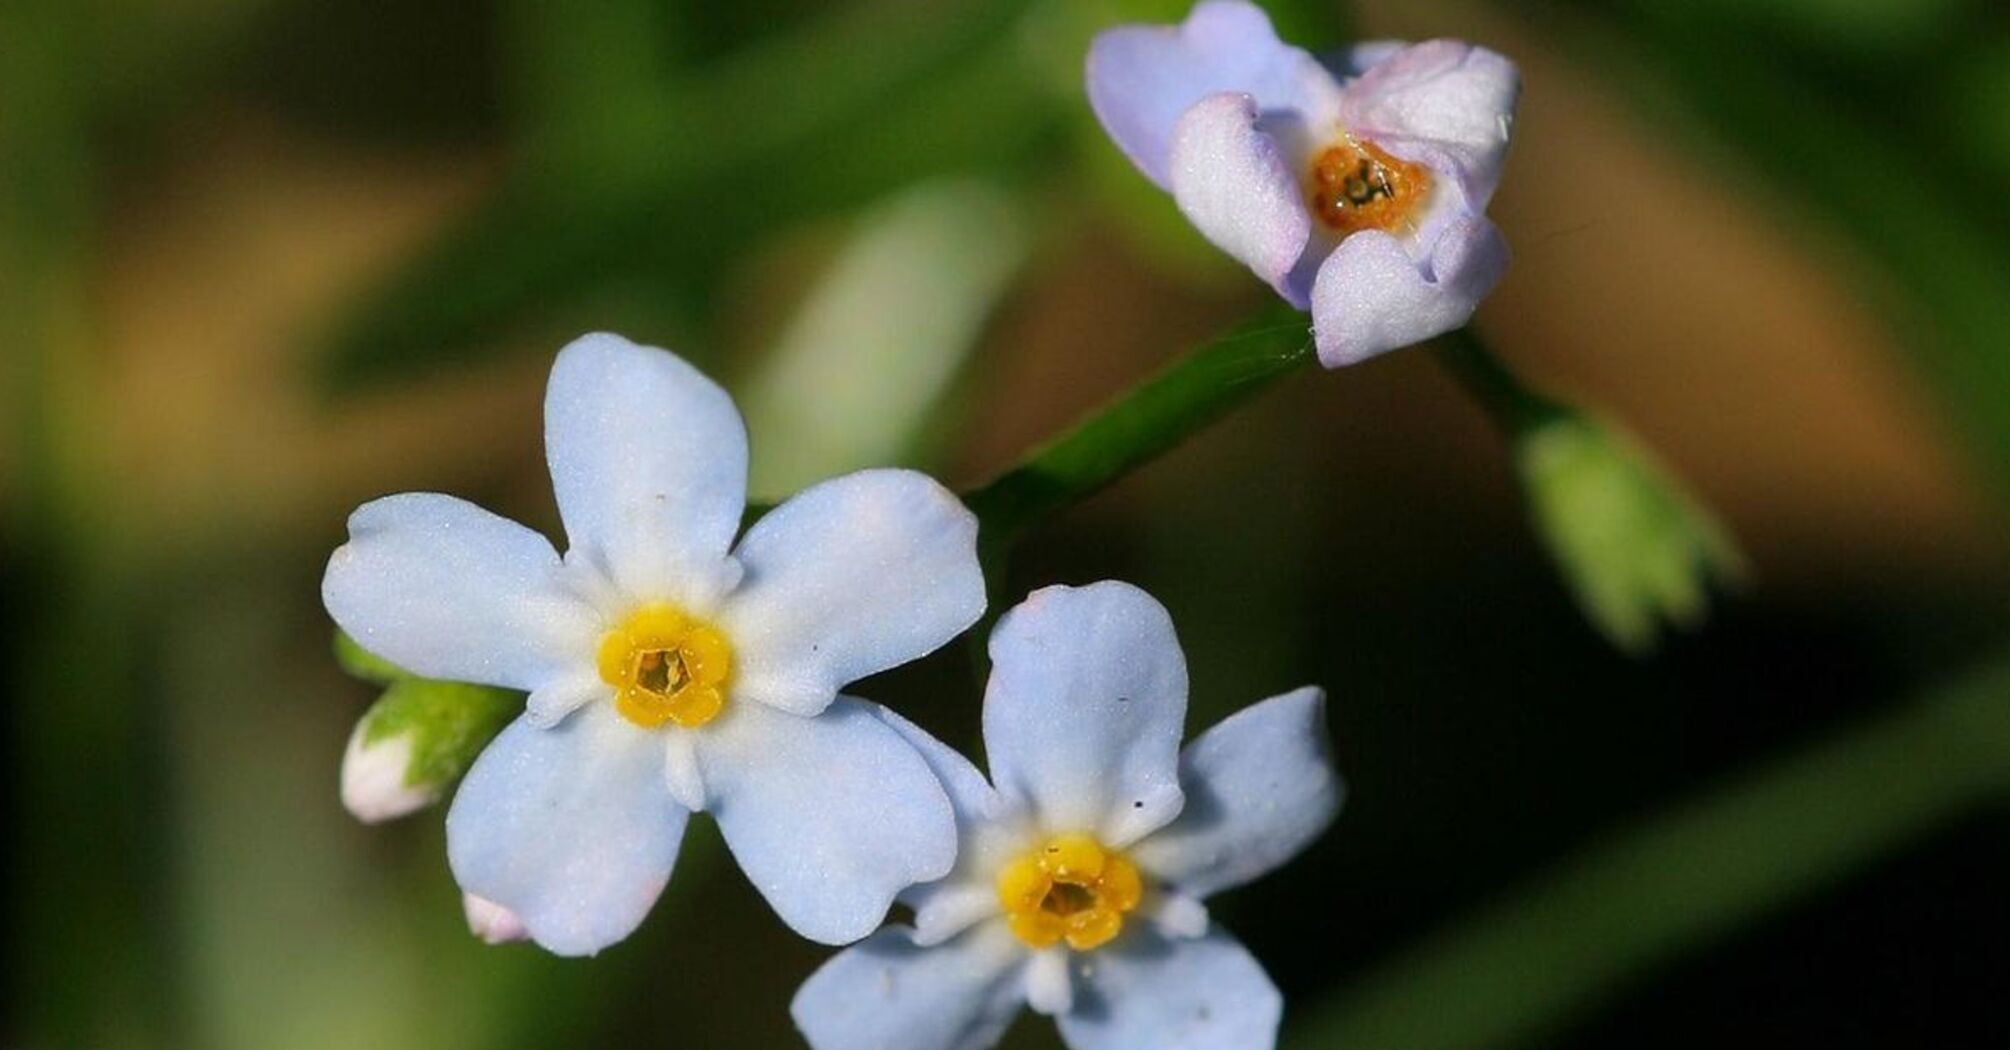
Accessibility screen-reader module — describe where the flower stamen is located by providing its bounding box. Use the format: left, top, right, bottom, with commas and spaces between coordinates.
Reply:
996, 833, 1143, 951
1308, 135, 1434, 237
597, 604, 732, 729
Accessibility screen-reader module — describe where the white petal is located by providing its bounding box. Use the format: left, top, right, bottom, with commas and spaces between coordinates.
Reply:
524, 670, 607, 728
696, 697, 958, 944
543, 332, 748, 602
1169, 92, 1314, 305
719, 469, 984, 718
1056, 928, 1281, 1050
1146, 891, 1211, 940
323, 493, 595, 689
661, 730, 706, 811
445, 705, 688, 956
340, 723, 437, 824
1340, 39, 1520, 207
792, 923, 1026, 1050
1087, 0, 1344, 188
1130, 687, 1341, 899
982, 582, 1187, 846
871, 706, 1023, 944
1309, 216, 1509, 368
1025, 948, 1074, 1016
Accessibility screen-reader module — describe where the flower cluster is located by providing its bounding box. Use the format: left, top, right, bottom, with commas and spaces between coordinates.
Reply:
326, 3, 1522, 1048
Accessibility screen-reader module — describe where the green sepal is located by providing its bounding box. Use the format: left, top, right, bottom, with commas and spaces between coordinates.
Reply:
332, 630, 406, 686
1517, 411, 1746, 655
358, 678, 522, 791
335, 629, 522, 791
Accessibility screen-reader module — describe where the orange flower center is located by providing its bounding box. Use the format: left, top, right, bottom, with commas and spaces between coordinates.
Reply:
596, 604, 731, 729
996, 834, 1144, 952
1307, 135, 1434, 237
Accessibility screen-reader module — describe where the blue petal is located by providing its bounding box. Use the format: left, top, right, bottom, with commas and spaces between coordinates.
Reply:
445, 704, 688, 956
871, 705, 1024, 944
1057, 927, 1282, 1050
792, 923, 1026, 1050
1309, 215, 1509, 368
1130, 687, 1341, 899
982, 582, 1187, 847
718, 469, 985, 717
323, 492, 595, 690
544, 332, 748, 605
697, 697, 958, 944
1087, 0, 1342, 188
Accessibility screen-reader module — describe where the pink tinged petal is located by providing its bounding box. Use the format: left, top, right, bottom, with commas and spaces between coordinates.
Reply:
871, 706, 1021, 945
1340, 39, 1520, 206
696, 698, 958, 945
445, 705, 689, 957
1309, 215, 1509, 368
719, 469, 985, 718
462, 893, 528, 945
1130, 687, 1342, 899
1168, 93, 1314, 306
1055, 928, 1282, 1050
322, 493, 596, 691
1087, 0, 1343, 189
543, 332, 749, 604
792, 923, 1027, 1050
982, 582, 1187, 847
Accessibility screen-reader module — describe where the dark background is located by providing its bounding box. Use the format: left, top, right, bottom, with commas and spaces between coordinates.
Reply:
7, 0, 2010, 1046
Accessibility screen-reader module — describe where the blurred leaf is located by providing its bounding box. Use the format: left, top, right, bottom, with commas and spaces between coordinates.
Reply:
318, 0, 1054, 391
1292, 655, 2010, 1050
743, 179, 1030, 498
1940, 39, 2010, 183
1556, 3, 2010, 501
1645, 0, 1970, 60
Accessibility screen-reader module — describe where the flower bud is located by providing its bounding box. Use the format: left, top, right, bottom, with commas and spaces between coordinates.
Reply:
462, 892, 528, 945
1517, 412, 1743, 653
334, 636, 522, 823
340, 721, 439, 823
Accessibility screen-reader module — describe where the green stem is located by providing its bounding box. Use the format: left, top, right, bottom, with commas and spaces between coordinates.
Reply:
1432, 327, 1567, 435
963, 303, 1316, 542
1291, 659, 2010, 1050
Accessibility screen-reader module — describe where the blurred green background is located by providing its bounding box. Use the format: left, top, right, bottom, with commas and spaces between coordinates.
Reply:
8, 0, 2010, 1046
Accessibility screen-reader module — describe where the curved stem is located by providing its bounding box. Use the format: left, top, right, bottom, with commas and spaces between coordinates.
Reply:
963, 303, 1316, 542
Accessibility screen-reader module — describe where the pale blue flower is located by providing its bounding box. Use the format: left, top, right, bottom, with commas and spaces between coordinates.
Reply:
323, 332, 984, 955
793, 581, 1342, 1050
1087, 0, 1519, 367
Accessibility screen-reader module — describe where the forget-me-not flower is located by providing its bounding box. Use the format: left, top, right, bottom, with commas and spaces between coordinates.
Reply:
1088, 0, 1519, 367
323, 333, 984, 955
792, 581, 1341, 1050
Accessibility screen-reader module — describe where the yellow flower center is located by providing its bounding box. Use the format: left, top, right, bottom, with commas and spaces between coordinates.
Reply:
596, 604, 732, 729
1306, 134, 1434, 237
995, 833, 1144, 952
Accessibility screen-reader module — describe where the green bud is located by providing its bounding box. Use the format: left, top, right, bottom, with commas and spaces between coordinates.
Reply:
334, 631, 521, 822
1516, 412, 1744, 654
